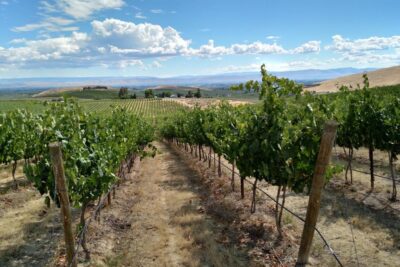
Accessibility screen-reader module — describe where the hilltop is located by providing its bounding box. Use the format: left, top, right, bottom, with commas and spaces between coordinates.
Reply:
307, 65, 400, 92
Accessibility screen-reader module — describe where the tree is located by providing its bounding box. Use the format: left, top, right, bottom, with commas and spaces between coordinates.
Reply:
157, 92, 172, 98
144, 89, 154, 98
130, 93, 137, 99
194, 89, 202, 98
186, 91, 194, 98
118, 87, 129, 99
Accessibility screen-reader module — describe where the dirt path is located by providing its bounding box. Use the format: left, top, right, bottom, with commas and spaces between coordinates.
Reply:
88, 141, 248, 267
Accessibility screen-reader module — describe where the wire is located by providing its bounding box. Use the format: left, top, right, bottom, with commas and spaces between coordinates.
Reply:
175, 142, 344, 267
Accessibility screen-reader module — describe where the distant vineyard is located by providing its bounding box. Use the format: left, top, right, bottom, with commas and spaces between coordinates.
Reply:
0, 99, 187, 118
82, 99, 187, 118
0, 100, 46, 113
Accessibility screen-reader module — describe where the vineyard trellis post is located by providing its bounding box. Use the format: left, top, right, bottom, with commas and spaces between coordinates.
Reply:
296, 121, 338, 267
49, 143, 77, 267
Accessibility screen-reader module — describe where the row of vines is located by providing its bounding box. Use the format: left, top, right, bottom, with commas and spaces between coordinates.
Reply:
160, 65, 400, 238
82, 98, 186, 118
0, 99, 155, 258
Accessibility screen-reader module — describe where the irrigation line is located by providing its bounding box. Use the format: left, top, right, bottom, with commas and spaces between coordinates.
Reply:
332, 153, 399, 183
176, 142, 344, 267
331, 147, 400, 214
351, 168, 399, 183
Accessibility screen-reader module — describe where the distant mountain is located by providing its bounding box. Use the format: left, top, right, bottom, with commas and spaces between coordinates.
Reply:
307, 65, 400, 92
0, 67, 376, 90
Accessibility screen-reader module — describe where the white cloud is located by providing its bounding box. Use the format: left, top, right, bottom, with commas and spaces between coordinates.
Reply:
231, 42, 286, 54
0, 17, 336, 71
188, 40, 321, 57
0, 32, 88, 63
266, 35, 280, 40
91, 19, 191, 56
189, 40, 230, 57
340, 51, 400, 65
188, 40, 287, 57
135, 12, 146, 19
152, 60, 162, 68
2, 19, 195, 68
322, 35, 400, 66
117, 59, 144, 68
150, 9, 163, 14
10, 38, 27, 44
290, 40, 320, 54
13, 16, 77, 32
326, 34, 400, 54
40, 0, 125, 20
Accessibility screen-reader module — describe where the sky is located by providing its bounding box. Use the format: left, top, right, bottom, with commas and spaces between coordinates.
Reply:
0, 0, 400, 78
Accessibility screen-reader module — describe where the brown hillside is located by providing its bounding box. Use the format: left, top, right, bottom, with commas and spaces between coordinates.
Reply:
306, 65, 400, 93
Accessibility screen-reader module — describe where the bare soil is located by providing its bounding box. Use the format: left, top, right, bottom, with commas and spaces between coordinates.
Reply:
83, 141, 250, 267
0, 164, 63, 267
205, 144, 400, 267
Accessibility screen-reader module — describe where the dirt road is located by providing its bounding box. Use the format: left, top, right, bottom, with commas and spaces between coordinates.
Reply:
88, 141, 248, 267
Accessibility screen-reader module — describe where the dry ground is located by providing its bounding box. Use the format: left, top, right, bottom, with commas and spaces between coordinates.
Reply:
201, 144, 400, 267
84, 141, 250, 267
0, 164, 63, 267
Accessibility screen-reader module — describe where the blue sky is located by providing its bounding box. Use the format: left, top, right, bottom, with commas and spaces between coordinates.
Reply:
0, 0, 399, 78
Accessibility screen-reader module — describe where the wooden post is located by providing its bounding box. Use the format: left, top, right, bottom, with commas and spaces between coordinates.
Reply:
49, 143, 77, 267
296, 121, 338, 267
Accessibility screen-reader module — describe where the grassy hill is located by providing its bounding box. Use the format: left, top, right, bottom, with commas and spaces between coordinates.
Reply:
33, 87, 121, 99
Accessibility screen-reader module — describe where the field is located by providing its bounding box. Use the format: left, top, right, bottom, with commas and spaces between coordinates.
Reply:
0, 98, 187, 118
81, 99, 187, 118
0, 100, 47, 113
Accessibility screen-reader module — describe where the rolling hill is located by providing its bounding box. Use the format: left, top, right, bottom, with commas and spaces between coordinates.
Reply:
307, 65, 400, 93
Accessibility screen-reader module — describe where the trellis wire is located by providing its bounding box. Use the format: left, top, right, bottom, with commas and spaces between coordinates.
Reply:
175, 142, 344, 267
